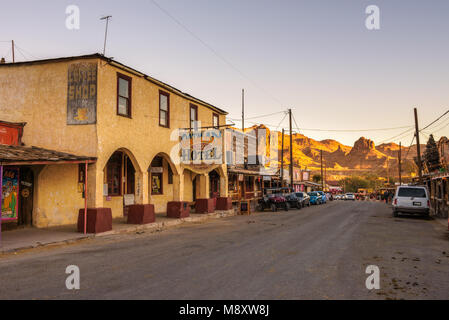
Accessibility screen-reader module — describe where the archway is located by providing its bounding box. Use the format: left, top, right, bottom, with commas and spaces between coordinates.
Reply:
209, 169, 220, 199
103, 149, 139, 217
148, 153, 178, 213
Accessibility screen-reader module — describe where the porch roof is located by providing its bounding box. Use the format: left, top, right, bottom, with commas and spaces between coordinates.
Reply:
0, 144, 96, 165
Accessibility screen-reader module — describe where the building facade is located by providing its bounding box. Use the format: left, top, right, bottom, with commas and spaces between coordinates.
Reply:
0, 54, 228, 227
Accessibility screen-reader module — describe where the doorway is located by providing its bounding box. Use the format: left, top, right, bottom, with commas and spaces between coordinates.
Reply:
209, 170, 220, 198
18, 167, 33, 226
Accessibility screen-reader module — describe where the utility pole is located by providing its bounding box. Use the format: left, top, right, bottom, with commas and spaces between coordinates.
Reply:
398, 142, 402, 186
324, 163, 327, 191
320, 149, 324, 191
289, 109, 293, 190
11, 40, 15, 63
386, 158, 389, 186
100, 15, 112, 56
242, 89, 245, 131
414, 107, 423, 184
281, 129, 285, 187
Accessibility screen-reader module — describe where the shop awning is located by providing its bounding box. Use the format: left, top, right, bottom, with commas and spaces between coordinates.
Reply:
0, 144, 96, 165
228, 167, 275, 176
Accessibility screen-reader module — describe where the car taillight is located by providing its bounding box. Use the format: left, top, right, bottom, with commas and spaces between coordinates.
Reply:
394, 198, 397, 205
427, 200, 430, 207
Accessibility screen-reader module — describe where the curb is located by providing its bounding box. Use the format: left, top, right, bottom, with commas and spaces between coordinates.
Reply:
0, 209, 237, 255
97, 209, 237, 237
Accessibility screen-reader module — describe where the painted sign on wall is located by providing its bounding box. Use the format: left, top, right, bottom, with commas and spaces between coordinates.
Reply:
2, 168, 19, 220
67, 62, 97, 125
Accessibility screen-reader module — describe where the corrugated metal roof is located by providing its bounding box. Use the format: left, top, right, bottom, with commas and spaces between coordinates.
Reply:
0, 144, 96, 165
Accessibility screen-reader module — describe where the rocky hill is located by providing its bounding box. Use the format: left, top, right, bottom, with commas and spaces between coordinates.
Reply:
245, 125, 424, 178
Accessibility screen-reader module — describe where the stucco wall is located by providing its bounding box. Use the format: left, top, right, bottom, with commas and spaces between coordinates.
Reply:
0, 57, 228, 224
0, 60, 98, 156
34, 164, 84, 228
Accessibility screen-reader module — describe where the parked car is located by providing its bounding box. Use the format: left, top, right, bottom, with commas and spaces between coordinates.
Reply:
257, 188, 289, 212
295, 192, 310, 207
392, 186, 430, 218
317, 191, 327, 203
284, 192, 302, 209
335, 194, 341, 200
308, 191, 322, 205
345, 193, 355, 201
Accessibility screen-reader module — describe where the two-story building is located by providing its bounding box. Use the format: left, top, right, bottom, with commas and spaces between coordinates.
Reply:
0, 53, 229, 228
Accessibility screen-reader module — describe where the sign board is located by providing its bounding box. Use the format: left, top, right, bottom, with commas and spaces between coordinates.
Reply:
240, 201, 249, 214
67, 62, 97, 125
302, 171, 310, 181
2, 168, 19, 220
0, 125, 21, 146
123, 194, 135, 206
150, 167, 163, 173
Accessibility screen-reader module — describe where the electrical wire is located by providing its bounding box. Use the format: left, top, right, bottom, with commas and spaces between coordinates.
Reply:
13, 43, 40, 60
150, 0, 285, 107
228, 111, 286, 121
420, 109, 449, 132
377, 127, 415, 144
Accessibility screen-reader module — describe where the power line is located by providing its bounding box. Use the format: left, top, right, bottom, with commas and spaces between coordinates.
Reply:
150, 0, 285, 107
275, 112, 288, 131
404, 134, 416, 160
377, 127, 415, 144
420, 109, 449, 132
228, 111, 286, 121
291, 113, 302, 135
297, 125, 413, 133
13, 43, 39, 60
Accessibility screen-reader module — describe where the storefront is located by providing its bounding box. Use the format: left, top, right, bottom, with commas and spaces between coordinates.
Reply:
0, 144, 96, 237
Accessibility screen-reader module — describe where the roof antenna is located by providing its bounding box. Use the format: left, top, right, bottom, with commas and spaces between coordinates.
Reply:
100, 15, 112, 56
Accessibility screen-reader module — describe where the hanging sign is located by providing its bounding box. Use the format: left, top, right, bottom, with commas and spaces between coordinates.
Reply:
2, 168, 19, 220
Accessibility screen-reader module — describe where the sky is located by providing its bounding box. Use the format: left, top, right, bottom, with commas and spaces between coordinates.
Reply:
1, 0, 448, 146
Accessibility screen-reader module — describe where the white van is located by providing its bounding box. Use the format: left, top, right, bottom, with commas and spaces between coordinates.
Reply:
392, 186, 430, 217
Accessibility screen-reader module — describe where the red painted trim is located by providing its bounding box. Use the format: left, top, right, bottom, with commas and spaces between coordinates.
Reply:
84, 161, 88, 234
117, 72, 132, 118
159, 90, 170, 128
190, 104, 198, 129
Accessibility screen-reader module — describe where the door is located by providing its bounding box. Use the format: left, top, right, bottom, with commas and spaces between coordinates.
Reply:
18, 167, 34, 226
209, 170, 220, 198
192, 176, 197, 201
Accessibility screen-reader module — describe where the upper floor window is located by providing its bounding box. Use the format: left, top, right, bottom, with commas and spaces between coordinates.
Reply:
190, 104, 198, 129
159, 91, 170, 128
117, 73, 132, 117
213, 113, 219, 129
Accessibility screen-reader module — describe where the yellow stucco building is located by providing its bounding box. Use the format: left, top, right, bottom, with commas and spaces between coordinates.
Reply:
0, 54, 229, 228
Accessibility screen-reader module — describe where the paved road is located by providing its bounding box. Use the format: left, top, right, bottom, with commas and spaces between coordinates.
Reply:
1, 201, 448, 299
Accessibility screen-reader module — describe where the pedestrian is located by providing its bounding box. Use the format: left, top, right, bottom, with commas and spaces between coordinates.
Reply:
383, 191, 389, 204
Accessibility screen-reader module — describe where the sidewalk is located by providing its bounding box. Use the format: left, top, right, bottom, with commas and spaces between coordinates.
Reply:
0, 209, 236, 255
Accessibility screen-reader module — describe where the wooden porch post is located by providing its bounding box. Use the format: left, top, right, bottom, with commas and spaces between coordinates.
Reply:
84, 161, 88, 234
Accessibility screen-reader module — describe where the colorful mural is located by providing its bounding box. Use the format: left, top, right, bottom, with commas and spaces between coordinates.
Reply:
2, 168, 19, 220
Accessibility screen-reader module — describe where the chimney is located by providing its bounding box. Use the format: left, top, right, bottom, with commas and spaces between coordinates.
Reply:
0, 57, 5, 64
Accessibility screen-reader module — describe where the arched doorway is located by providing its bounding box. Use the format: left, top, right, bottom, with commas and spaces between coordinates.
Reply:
104, 149, 138, 217
148, 153, 177, 213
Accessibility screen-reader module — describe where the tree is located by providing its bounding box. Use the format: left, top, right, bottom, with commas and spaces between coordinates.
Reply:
338, 176, 369, 193
423, 134, 441, 172
312, 174, 322, 183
